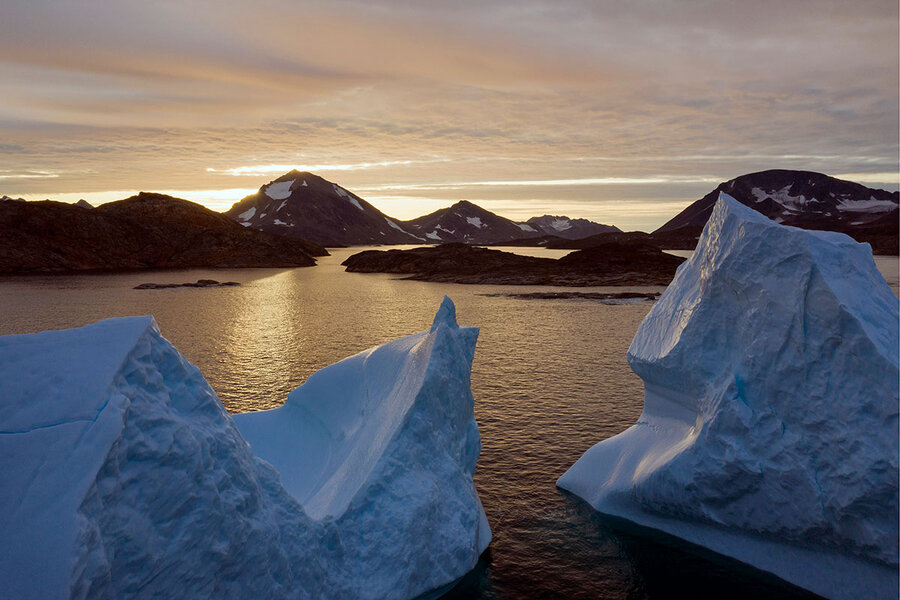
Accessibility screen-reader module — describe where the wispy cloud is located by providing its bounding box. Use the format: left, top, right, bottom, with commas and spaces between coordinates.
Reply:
0, 170, 59, 180
207, 159, 448, 177
359, 175, 722, 191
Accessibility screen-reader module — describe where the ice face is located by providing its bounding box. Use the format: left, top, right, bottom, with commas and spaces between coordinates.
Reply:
558, 193, 899, 600
0, 297, 489, 600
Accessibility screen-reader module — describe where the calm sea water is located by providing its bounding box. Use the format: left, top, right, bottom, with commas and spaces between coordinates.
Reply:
1, 249, 896, 599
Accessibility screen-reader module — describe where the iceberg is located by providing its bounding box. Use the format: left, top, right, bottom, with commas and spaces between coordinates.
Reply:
0, 297, 489, 599
558, 194, 899, 600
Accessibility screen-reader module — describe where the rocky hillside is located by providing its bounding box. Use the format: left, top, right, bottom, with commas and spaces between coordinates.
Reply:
342, 241, 683, 286
0, 193, 325, 273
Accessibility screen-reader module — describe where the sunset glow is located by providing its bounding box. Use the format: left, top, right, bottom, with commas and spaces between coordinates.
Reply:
2, 0, 897, 230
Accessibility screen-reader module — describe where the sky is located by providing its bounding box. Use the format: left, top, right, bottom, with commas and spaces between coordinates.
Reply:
1, 0, 898, 231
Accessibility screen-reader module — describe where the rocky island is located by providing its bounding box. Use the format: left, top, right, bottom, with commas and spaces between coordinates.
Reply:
342, 241, 684, 286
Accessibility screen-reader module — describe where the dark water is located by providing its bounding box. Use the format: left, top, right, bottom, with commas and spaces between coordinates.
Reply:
2, 249, 894, 599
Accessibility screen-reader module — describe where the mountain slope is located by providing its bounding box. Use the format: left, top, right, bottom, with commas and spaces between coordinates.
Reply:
655, 170, 898, 253
526, 215, 620, 239
400, 200, 539, 244
225, 171, 422, 246
0, 193, 323, 273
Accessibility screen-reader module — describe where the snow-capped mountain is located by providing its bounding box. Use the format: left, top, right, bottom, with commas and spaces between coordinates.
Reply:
225, 171, 422, 246
656, 170, 898, 238
526, 215, 620, 239
400, 200, 541, 244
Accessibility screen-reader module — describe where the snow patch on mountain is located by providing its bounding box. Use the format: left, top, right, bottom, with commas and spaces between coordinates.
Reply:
516, 222, 537, 232
385, 218, 404, 231
550, 218, 573, 231
466, 216, 484, 228
332, 184, 364, 210
836, 197, 898, 212
264, 180, 295, 200
237, 206, 256, 221
750, 185, 818, 209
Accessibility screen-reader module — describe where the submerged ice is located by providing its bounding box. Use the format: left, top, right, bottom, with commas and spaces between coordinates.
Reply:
558, 194, 899, 600
0, 297, 489, 599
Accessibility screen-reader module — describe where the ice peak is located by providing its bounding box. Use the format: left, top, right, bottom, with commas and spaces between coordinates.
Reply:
431, 296, 459, 331
715, 191, 772, 224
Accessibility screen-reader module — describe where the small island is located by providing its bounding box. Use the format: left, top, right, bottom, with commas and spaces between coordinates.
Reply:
342, 241, 684, 286
133, 279, 240, 290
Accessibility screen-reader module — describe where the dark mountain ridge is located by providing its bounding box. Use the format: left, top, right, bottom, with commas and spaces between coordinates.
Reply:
655, 170, 898, 253
225, 171, 620, 247
0, 192, 324, 273
399, 200, 539, 244
526, 215, 621, 238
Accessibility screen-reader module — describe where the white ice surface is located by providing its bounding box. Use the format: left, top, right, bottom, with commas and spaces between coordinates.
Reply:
264, 179, 295, 200
466, 216, 484, 228
0, 298, 490, 600
426, 230, 442, 240
550, 218, 572, 231
558, 193, 899, 600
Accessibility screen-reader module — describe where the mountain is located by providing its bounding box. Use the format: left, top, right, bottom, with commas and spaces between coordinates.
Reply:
526, 215, 620, 239
224, 172, 625, 247
225, 171, 422, 246
400, 200, 539, 244
655, 170, 899, 253
0, 192, 325, 273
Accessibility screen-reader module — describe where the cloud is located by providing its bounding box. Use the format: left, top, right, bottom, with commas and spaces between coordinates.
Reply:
0, 0, 896, 228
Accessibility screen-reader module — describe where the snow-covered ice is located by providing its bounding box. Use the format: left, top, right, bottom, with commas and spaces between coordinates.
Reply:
558, 193, 899, 600
466, 216, 484, 228
0, 297, 490, 599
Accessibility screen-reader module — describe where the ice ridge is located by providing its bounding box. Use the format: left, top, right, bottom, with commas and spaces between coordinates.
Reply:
558, 193, 899, 600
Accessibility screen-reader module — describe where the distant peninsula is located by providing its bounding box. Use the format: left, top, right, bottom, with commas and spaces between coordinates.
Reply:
0, 193, 327, 274
342, 241, 684, 286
